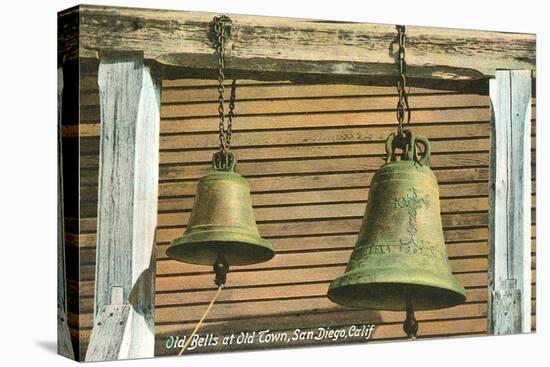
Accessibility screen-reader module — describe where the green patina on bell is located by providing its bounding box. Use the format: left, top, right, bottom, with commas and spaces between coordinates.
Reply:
166, 150, 275, 271
328, 130, 466, 313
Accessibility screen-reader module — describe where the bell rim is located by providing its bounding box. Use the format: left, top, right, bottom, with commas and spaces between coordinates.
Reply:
327, 268, 466, 311
166, 228, 275, 266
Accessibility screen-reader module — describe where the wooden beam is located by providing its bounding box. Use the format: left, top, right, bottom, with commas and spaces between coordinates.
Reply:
85, 289, 132, 361
57, 67, 75, 360
85, 52, 161, 361
57, 6, 79, 65
488, 70, 532, 335
58, 5, 535, 89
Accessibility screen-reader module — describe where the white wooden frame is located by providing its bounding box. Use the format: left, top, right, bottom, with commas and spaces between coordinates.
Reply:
84, 53, 161, 361
488, 70, 532, 334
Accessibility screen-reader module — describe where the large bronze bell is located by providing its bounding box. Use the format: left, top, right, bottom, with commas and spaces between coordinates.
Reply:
327, 130, 466, 336
166, 150, 275, 284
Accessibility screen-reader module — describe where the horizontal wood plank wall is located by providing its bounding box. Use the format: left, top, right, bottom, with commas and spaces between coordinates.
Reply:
65, 74, 537, 358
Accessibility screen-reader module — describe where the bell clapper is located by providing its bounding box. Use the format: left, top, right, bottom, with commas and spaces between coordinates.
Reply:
213, 253, 230, 286
403, 301, 419, 340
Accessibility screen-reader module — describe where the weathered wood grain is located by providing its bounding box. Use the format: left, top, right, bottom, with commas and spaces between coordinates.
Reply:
77, 179, 508, 218
85, 304, 131, 361
77, 133, 498, 163
79, 83, 451, 106
74, 233, 534, 275
85, 53, 160, 360
491, 281, 522, 335
161, 94, 489, 118
154, 224, 533, 249
488, 70, 532, 334
77, 166, 498, 204
155, 183, 493, 213
71, 295, 537, 337
69, 107, 500, 137
74, 270, 493, 298
79, 151, 494, 186
72, 290, 495, 329
80, 93, 492, 123
58, 5, 536, 90
76, 278, 514, 315
67, 106, 536, 140
156, 167, 493, 198
77, 240, 490, 281
157, 124, 492, 150
155, 293, 523, 326
154, 249, 489, 277
79, 245, 496, 286
73, 204, 496, 235
75, 137, 534, 168
70, 223, 536, 250
67, 76, 536, 138
75, 183, 494, 223
155, 198, 491, 228
74, 270, 490, 309
57, 6, 79, 64
151, 277, 517, 309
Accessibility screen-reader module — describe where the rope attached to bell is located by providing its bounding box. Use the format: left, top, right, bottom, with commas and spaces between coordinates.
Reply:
178, 284, 224, 355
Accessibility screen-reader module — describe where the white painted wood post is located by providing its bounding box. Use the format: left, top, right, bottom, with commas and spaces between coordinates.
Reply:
57, 67, 75, 359
488, 70, 532, 335
85, 53, 161, 361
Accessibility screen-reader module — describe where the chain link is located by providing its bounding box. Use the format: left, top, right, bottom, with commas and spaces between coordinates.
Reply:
214, 15, 228, 150
227, 79, 237, 148
396, 25, 411, 137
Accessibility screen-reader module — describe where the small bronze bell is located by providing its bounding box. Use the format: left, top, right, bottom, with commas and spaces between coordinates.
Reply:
166, 150, 275, 284
327, 130, 466, 337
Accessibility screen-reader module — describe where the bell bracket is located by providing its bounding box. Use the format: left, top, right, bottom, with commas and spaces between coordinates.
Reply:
384, 129, 431, 166
212, 150, 237, 172
209, 15, 233, 48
